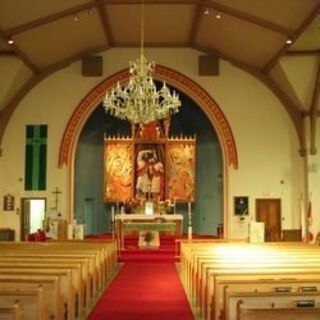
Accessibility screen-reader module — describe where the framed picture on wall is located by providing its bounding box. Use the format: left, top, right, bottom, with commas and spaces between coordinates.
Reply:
234, 196, 249, 215
3, 193, 14, 211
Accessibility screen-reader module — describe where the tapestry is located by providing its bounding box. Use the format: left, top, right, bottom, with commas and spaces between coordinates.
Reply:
167, 143, 195, 201
25, 125, 47, 190
104, 120, 196, 203
104, 142, 134, 202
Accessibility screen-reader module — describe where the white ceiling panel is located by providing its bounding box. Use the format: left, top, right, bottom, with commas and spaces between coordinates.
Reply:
106, 4, 195, 45
12, 8, 107, 68
196, 12, 286, 68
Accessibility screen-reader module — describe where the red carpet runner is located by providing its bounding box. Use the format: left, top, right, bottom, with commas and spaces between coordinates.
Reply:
88, 262, 194, 320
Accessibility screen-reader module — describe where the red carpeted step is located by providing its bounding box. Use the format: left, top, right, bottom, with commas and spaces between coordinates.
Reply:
88, 263, 193, 320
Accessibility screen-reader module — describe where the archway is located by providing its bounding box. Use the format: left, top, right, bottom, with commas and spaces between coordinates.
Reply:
59, 65, 238, 236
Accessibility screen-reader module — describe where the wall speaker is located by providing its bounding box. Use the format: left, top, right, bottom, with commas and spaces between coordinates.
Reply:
198, 54, 219, 76
82, 55, 103, 77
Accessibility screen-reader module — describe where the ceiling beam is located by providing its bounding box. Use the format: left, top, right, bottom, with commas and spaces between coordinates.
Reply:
0, 44, 111, 148
99, 0, 198, 3
93, 0, 115, 45
263, 3, 320, 73
285, 50, 320, 57
3, 0, 198, 37
0, 28, 39, 73
0, 51, 18, 57
310, 57, 320, 155
204, 0, 293, 36
0, 73, 47, 151
115, 43, 189, 48
192, 43, 305, 156
4, 2, 96, 36
189, 0, 205, 45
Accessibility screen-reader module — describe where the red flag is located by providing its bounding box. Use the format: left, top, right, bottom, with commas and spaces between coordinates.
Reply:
307, 201, 313, 242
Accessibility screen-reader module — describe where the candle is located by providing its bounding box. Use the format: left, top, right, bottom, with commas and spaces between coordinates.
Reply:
111, 206, 115, 222
188, 201, 191, 215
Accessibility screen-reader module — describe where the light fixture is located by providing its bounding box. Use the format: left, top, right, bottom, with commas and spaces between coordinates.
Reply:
204, 8, 210, 15
7, 38, 14, 45
286, 38, 293, 45
73, 14, 79, 22
103, 0, 181, 124
215, 12, 222, 19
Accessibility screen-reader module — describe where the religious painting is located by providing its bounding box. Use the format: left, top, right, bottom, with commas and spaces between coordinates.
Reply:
234, 196, 249, 215
134, 143, 166, 201
104, 142, 134, 202
167, 142, 195, 202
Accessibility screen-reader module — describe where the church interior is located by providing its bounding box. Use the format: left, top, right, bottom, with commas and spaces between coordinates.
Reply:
0, 0, 320, 319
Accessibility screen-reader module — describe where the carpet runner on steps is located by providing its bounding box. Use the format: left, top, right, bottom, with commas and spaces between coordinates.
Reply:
88, 262, 193, 320
120, 235, 178, 263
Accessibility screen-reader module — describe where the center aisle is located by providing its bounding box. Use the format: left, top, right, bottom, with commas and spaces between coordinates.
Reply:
88, 262, 194, 320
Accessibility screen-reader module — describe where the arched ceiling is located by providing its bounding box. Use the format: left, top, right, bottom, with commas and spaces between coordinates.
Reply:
0, 0, 319, 153
0, 0, 319, 71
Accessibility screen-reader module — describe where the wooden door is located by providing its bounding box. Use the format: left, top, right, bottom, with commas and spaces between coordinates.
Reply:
256, 199, 281, 242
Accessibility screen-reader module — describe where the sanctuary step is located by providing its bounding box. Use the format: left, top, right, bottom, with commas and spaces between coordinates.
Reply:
120, 234, 178, 263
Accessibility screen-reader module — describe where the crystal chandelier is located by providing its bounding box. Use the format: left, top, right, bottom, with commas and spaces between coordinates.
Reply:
103, 1, 181, 124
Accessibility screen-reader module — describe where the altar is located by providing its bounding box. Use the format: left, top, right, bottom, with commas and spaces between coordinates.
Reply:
115, 214, 183, 242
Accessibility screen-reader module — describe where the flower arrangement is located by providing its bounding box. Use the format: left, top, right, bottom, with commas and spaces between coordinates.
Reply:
143, 231, 154, 244
124, 198, 139, 213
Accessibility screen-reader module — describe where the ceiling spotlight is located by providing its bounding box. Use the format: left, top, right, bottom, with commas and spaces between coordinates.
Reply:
215, 12, 222, 19
286, 38, 293, 45
73, 14, 79, 22
204, 8, 210, 15
7, 38, 14, 45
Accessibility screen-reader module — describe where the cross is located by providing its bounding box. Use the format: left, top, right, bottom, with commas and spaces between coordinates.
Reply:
26, 126, 47, 190
52, 187, 62, 215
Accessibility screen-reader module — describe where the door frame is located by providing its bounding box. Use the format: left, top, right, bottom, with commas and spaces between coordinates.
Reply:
20, 197, 47, 241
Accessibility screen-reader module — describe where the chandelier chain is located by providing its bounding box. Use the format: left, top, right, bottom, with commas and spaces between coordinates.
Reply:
103, 0, 181, 124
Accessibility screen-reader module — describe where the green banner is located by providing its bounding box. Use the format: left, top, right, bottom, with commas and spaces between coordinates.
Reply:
25, 125, 47, 190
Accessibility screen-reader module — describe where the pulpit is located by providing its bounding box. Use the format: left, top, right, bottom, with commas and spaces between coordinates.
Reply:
45, 218, 68, 240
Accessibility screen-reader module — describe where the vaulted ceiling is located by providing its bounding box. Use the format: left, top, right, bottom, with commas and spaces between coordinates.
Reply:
0, 0, 319, 152
0, 0, 319, 71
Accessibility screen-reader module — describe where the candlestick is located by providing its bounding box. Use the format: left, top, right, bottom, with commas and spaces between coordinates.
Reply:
111, 206, 115, 222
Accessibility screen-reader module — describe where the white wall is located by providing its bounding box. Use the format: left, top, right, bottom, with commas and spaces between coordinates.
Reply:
0, 48, 304, 239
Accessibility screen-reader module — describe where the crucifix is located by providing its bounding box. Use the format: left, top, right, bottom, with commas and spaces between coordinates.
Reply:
52, 187, 62, 216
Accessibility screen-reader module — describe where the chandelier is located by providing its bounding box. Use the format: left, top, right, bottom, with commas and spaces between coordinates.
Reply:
103, 1, 181, 124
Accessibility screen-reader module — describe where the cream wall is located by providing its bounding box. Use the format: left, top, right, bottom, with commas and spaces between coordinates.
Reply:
306, 120, 320, 241
0, 48, 304, 239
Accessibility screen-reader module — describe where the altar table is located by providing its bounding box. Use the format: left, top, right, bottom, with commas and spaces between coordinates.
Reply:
115, 214, 183, 240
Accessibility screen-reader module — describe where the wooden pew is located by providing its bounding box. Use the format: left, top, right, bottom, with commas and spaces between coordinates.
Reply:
0, 239, 118, 319
235, 293, 320, 320
0, 259, 85, 318
0, 286, 47, 320
179, 242, 320, 320
0, 300, 23, 320
0, 275, 63, 320
0, 267, 74, 320
217, 274, 320, 320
